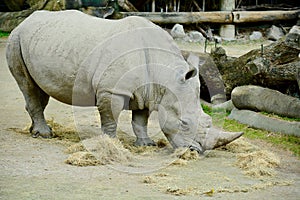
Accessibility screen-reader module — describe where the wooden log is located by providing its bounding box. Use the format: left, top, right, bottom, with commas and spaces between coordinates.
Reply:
119, 11, 233, 24
233, 10, 300, 23
118, 10, 300, 24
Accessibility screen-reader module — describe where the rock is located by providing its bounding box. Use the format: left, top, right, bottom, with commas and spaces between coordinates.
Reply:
211, 94, 227, 105
181, 51, 226, 103
229, 108, 300, 136
170, 24, 185, 39
289, 25, 300, 35
185, 31, 205, 43
249, 31, 263, 40
213, 100, 234, 112
231, 85, 300, 119
267, 25, 284, 41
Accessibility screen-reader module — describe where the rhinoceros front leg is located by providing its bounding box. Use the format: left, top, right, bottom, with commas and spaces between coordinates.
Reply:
97, 94, 124, 137
132, 109, 156, 146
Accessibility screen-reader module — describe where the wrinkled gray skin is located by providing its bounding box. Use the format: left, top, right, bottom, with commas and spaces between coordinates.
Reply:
6, 10, 242, 153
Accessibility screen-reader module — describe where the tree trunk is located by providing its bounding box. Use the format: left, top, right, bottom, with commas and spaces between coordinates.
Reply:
211, 32, 300, 98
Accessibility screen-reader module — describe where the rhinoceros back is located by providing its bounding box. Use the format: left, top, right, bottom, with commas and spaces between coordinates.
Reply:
11, 10, 161, 105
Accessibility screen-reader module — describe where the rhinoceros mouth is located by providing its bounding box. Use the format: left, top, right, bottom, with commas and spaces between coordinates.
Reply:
188, 142, 204, 154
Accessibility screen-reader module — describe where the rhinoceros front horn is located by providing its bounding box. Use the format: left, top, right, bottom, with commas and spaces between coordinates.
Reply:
202, 127, 243, 151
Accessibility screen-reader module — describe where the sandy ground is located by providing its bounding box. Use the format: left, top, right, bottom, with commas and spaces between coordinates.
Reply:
1, 37, 299, 199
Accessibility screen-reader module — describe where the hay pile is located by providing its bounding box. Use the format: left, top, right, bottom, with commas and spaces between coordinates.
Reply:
64, 143, 86, 154
47, 119, 81, 143
65, 151, 100, 166
236, 150, 280, 177
65, 135, 133, 166
223, 137, 259, 153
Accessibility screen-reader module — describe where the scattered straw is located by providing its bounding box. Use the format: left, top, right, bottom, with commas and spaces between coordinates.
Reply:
173, 148, 199, 160
171, 159, 188, 166
65, 151, 100, 166
157, 139, 168, 148
224, 137, 258, 153
166, 186, 193, 196
143, 176, 156, 184
64, 143, 86, 154
46, 119, 80, 143
236, 150, 280, 177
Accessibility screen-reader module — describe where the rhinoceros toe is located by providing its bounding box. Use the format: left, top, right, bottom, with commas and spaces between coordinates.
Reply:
134, 138, 157, 147
30, 125, 53, 139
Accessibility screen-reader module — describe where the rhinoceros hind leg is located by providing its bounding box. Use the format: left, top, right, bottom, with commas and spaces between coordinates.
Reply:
132, 109, 156, 146
17, 79, 51, 138
7, 36, 52, 138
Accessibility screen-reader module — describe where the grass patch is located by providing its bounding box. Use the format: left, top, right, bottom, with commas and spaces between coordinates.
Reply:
201, 104, 300, 157
223, 118, 300, 157
0, 31, 9, 38
260, 111, 300, 122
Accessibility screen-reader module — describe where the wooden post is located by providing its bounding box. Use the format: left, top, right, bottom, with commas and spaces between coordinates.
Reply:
220, 0, 235, 40
152, 0, 155, 12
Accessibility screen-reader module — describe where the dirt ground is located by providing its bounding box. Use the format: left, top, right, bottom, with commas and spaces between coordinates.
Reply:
1, 37, 299, 199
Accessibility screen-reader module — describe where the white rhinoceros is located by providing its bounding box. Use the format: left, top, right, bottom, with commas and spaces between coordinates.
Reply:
6, 10, 242, 153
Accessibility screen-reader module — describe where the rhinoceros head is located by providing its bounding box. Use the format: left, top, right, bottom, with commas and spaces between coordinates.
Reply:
156, 54, 242, 153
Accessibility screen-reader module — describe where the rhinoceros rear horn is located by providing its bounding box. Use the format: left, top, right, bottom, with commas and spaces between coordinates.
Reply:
202, 127, 243, 150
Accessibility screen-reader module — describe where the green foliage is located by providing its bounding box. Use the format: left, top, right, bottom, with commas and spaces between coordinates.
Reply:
0, 31, 10, 38
201, 104, 212, 115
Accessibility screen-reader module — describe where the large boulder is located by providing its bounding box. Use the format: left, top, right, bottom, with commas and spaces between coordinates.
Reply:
231, 85, 300, 119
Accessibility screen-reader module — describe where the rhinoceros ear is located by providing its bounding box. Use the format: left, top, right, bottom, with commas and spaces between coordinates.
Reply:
184, 53, 199, 81
178, 65, 198, 83
184, 66, 198, 81
187, 53, 199, 70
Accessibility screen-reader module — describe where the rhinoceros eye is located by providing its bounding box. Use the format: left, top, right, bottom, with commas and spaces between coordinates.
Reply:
179, 118, 190, 131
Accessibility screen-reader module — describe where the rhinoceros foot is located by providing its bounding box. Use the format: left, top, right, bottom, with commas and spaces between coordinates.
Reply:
30, 124, 53, 138
202, 127, 243, 151
134, 138, 157, 147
